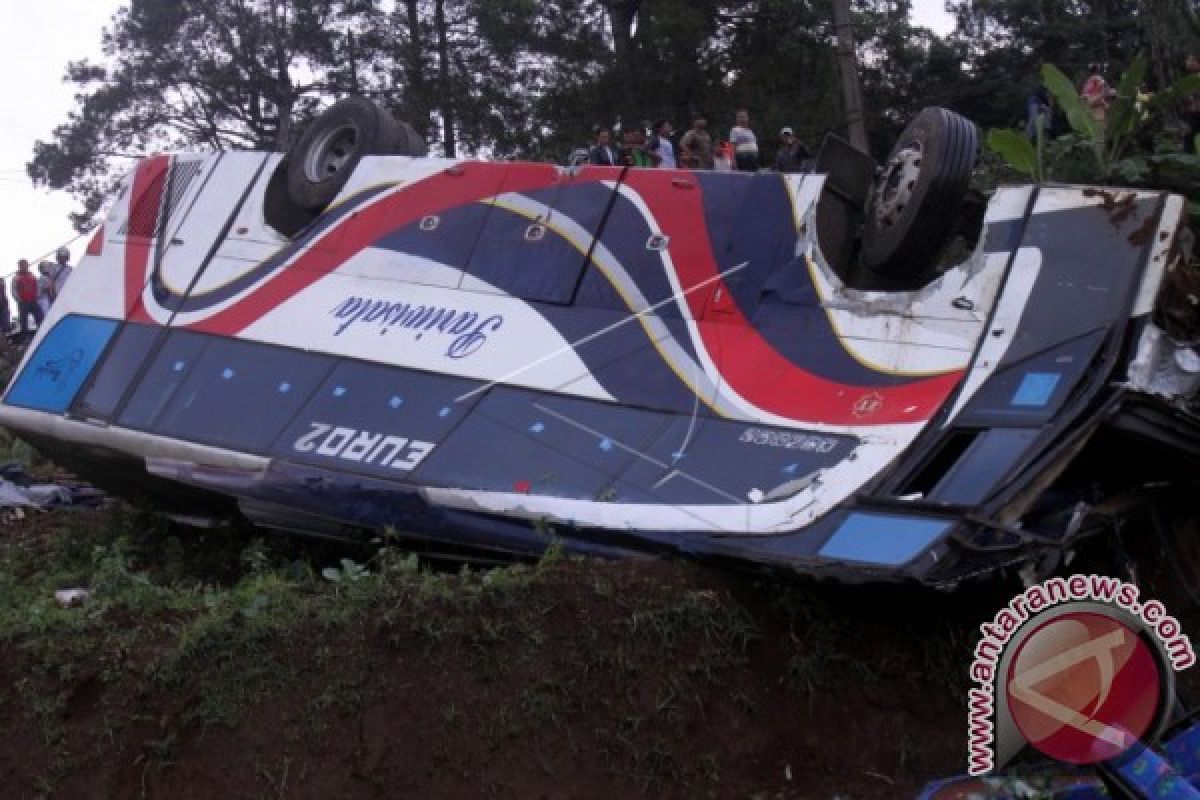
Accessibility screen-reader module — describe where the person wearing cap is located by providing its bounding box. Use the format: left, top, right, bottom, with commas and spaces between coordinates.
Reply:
774, 127, 812, 173
53, 246, 73, 298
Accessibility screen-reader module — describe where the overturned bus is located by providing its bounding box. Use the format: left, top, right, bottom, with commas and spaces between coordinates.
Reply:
1, 99, 1196, 587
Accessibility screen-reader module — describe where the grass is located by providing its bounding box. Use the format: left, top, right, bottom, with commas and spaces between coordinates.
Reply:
0, 499, 980, 797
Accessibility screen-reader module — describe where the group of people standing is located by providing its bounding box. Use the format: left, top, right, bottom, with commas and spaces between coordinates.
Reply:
1, 247, 73, 338
586, 108, 814, 173
1026, 54, 1200, 154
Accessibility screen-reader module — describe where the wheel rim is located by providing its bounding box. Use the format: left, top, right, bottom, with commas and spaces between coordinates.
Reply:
872, 142, 923, 231
302, 123, 359, 183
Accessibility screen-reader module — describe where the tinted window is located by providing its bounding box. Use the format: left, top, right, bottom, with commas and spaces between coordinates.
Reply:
413, 387, 670, 499
73, 323, 160, 419
613, 416, 855, 505
5, 315, 119, 413
274, 360, 482, 478
118, 332, 210, 430
150, 337, 334, 452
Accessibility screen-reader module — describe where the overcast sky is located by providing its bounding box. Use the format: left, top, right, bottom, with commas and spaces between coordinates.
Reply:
0, 0, 954, 282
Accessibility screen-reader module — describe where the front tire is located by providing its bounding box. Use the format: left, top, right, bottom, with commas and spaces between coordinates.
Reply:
861, 107, 978, 280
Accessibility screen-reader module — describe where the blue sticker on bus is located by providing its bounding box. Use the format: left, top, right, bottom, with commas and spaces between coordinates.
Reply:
1011, 372, 1061, 407
6, 316, 119, 413
819, 513, 950, 566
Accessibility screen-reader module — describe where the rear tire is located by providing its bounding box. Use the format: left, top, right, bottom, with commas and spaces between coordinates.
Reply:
285, 96, 427, 212
861, 107, 978, 280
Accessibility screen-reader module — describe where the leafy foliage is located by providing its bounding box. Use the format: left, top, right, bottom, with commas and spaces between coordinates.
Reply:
25, 0, 1200, 229
986, 128, 1041, 181
987, 57, 1200, 200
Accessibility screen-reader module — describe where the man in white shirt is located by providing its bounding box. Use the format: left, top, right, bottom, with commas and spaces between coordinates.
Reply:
647, 120, 676, 168
730, 108, 759, 172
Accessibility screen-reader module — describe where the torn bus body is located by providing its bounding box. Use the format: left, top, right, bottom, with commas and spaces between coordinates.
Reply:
1, 101, 1196, 587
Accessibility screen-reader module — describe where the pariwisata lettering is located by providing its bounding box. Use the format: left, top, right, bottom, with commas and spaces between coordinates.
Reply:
330, 295, 504, 359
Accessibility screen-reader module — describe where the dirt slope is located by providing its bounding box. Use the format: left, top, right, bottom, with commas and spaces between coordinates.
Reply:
2, 503, 1198, 799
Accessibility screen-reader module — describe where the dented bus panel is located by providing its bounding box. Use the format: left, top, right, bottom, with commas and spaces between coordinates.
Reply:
1, 115, 1197, 586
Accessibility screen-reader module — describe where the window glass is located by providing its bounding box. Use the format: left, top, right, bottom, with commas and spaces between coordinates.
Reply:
274, 360, 482, 479
117, 332, 210, 430
5, 315, 119, 413
150, 337, 334, 452
73, 323, 159, 419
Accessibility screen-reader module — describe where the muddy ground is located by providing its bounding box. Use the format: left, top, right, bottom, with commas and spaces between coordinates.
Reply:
1, 495, 1199, 799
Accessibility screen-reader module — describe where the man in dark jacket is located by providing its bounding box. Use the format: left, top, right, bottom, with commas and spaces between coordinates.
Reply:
774, 127, 812, 173
588, 129, 618, 166
1185, 54, 1200, 154
0, 274, 10, 336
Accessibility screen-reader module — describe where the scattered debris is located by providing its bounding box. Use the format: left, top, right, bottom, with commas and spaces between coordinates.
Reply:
53, 588, 91, 608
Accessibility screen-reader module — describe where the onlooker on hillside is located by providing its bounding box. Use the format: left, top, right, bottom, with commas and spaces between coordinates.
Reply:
37, 263, 56, 316
646, 120, 676, 168
774, 127, 812, 173
588, 128, 619, 166
0, 278, 10, 335
729, 108, 759, 171
12, 259, 43, 336
1025, 85, 1054, 141
713, 139, 734, 171
1184, 54, 1200, 154
621, 127, 654, 167
1081, 65, 1115, 126
53, 247, 73, 298
679, 115, 713, 169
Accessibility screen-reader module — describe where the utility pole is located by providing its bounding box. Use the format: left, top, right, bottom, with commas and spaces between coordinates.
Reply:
832, 0, 868, 152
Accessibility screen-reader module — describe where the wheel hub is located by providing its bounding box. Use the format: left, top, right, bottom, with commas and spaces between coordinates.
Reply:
872, 142, 923, 230
303, 123, 359, 183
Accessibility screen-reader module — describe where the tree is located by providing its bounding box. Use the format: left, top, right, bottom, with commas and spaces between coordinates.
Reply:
34, 0, 980, 227
28, 0, 374, 229
944, 0, 1197, 132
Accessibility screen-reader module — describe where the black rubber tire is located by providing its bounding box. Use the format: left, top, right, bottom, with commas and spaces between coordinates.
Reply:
264, 156, 320, 237
398, 121, 430, 158
861, 107, 979, 280
286, 96, 425, 211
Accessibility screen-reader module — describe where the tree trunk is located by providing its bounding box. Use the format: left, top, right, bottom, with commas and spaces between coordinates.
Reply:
605, 1, 641, 128
399, 0, 429, 138
275, 97, 293, 152
268, 0, 294, 152
832, 0, 868, 152
434, 0, 456, 157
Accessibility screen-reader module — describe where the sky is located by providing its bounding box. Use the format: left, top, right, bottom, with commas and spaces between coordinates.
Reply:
0, 0, 955, 282
0, 1, 125, 280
